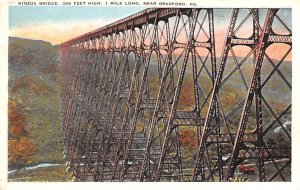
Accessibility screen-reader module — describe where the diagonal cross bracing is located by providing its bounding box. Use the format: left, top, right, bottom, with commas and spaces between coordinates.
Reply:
60, 8, 292, 182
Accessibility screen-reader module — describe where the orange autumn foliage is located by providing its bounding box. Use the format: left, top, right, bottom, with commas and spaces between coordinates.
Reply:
8, 99, 17, 118
179, 129, 198, 150
178, 80, 195, 109
8, 100, 26, 135
8, 137, 37, 164
10, 124, 26, 136
8, 100, 38, 165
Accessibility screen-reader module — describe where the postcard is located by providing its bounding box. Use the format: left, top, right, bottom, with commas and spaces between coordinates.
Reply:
0, 0, 299, 189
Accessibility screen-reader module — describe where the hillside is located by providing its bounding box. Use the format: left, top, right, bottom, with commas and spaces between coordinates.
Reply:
8, 37, 71, 181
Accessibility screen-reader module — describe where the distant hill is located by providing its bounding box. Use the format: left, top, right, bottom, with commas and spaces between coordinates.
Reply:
146, 53, 291, 104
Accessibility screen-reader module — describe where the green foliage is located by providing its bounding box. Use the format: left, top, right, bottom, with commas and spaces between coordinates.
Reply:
11, 76, 51, 96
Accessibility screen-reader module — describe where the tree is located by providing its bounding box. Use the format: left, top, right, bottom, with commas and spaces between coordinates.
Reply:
178, 79, 195, 110
179, 129, 197, 150
8, 99, 26, 136
8, 99, 38, 167
8, 137, 37, 166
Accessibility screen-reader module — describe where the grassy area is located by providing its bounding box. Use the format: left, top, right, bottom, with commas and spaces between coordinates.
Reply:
8, 166, 73, 182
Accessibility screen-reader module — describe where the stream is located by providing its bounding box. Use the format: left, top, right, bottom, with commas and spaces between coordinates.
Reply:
8, 163, 63, 175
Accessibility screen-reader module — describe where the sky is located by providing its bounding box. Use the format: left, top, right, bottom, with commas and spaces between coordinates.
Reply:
9, 6, 146, 44
9, 7, 291, 60
9, 7, 232, 45
9, 6, 147, 28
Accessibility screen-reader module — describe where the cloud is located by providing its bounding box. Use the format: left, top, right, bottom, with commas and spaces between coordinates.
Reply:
10, 19, 114, 45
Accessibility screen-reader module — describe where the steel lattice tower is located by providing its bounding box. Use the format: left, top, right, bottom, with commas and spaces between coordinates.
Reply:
60, 8, 292, 182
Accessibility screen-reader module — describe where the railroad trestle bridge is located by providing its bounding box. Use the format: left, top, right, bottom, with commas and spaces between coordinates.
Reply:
60, 8, 292, 182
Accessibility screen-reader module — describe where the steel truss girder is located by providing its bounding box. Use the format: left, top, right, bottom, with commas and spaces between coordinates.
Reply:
60, 8, 292, 182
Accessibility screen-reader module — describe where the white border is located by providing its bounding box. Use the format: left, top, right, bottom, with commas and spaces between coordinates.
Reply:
1, 0, 299, 189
